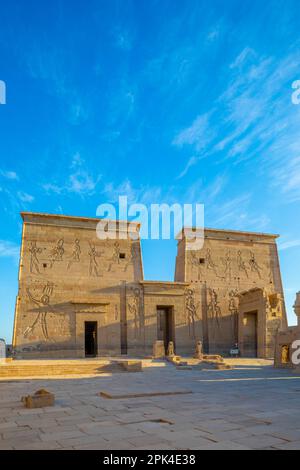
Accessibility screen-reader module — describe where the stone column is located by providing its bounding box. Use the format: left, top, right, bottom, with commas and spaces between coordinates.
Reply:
293, 292, 300, 326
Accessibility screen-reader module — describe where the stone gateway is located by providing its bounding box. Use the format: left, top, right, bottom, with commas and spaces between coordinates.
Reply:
12, 212, 287, 359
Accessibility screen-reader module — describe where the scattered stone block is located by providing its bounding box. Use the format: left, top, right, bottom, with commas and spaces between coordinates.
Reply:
153, 340, 165, 358
203, 354, 224, 362
21, 389, 55, 408
121, 360, 142, 372
166, 355, 181, 365
99, 389, 192, 399
214, 363, 233, 370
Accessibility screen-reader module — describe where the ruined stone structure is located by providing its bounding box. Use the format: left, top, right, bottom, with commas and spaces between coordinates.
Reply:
13, 213, 287, 359
274, 292, 300, 371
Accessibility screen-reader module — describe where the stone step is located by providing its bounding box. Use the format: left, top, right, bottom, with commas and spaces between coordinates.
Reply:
0, 361, 124, 378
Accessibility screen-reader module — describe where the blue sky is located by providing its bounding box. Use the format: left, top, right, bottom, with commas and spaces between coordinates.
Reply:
1, 0, 300, 342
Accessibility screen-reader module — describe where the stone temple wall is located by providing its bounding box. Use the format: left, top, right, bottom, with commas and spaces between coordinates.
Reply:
13, 213, 143, 358
175, 229, 287, 356
13, 213, 287, 359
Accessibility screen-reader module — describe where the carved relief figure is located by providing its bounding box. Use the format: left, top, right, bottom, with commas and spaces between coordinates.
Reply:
206, 248, 218, 276
88, 243, 103, 277
207, 288, 222, 339
189, 251, 202, 280
127, 288, 143, 339
67, 239, 81, 270
24, 282, 54, 340
237, 250, 248, 278
221, 250, 232, 280
29, 241, 42, 274
267, 293, 283, 318
108, 242, 120, 271
124, 243, 139, 272
49, 239, 65, 267
249, 251, 262, 279
228, 289, 239, 342
185, 288, 199, 339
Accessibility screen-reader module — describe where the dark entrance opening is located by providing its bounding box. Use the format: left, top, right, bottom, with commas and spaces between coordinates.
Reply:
157, 306, 174, 353
85, 321, 98, 357
243, 311, 258, 357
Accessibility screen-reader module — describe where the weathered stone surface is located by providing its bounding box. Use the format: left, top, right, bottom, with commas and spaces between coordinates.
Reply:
167, 341, 175, 357
22, 389, 55, 408
99, 389, 193, 399
152, 340, 165, 358
274, 292, 300, 370
194, 341, 203, 360
214, 363, 233, 370
167, 355, 181, 365
121, 360, 142, 372
12, 213, 287, 359
0, 359, 300, 450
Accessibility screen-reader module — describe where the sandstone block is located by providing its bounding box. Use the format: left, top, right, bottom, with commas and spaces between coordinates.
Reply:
22, 389, 55, 408
153, 340, 165, 358
121, 360, 142, 372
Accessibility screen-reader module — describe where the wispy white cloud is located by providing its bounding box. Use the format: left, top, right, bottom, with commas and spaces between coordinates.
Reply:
229, 47, 255, 69
42, 153, 101, 196
173, 113, 215, 152
42, 183, 64, 195
0, 240, 19, 261
176, 156, 199, 180
17, 191, 34, 203
102, 179, 163, 206
23, 44, 90, 125
278, 238, 300, 251
172, 47, 300, 203
68, 170, 100, 195
0, 170, 19, 181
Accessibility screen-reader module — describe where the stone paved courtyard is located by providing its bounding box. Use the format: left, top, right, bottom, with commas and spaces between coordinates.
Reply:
1, 359, 300, 450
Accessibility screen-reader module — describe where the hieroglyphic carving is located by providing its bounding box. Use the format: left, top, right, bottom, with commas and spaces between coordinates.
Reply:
29, 241, 42, 274
266, 292, 283, 318
108, 242, 120, 271
185, 288, 199, 339
221, 250, 232, 280
228, 289, 239, 342
206, 248, 218, 276
249, 251, 262, 279
237, 250, 248, 278
74, 303, 106, 314
88, 243, 103, 277
127, 287, 143, 339
207, 288, 222, 339
24, 282, 54, 340
124, 243, 139, 272
49, 239, 65, 268
67, 239, 81, 270
189, 251, 202, 280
